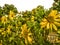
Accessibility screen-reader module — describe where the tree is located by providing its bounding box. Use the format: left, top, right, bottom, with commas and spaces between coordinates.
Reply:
52, 0, 60, 11
0, 4, 18, 16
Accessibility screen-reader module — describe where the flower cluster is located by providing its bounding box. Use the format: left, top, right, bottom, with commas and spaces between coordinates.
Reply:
0, 10, 35, 45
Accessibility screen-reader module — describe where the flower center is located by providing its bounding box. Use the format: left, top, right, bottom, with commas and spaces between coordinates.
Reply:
47, 16, 54, 23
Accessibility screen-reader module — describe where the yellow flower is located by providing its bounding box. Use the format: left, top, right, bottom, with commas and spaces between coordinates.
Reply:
21, 24, 33, 44
9, 10, 15, 20
31, 16, 34, 22
40, 10, 60, 31
1, 16, 7, 24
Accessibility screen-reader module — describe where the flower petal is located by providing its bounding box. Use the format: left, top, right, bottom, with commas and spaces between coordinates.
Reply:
54, 22, 60, 26
46, 23, 49, 29
40, 22, 46, 25
49, 10, 57, 16
54, 19, 60, 22
28, 36, 32, 44
50, 23, 52, 30
52, 23, 57, 31
41, 24, 46, 28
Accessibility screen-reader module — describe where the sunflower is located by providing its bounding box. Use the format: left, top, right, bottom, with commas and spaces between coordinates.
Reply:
40, 10, 60, 31
9, 10, 15, 20
21, 24, 33, 44
1, 16, 7, 24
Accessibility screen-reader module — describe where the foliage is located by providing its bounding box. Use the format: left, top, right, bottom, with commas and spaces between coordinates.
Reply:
52, 0, 60, 11
0, 4, 18, 17
0, 0, 60, 45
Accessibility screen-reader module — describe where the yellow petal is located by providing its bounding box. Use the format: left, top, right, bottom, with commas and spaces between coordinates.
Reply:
43, 18, 47, 22
40, 22, 46, 25
56, 14, 60, 18
25, 38, 28, 45
54, 15, 58, 19
54, 19, 60, 22
41, 24, 46, 28
46, 23, 49, 29
28, 33, 32, 36
28, 36, 32, 44
52, 24, 57, 31
49, 10, 57, 16
54, 22, 60, 26
50, 23, 52, 30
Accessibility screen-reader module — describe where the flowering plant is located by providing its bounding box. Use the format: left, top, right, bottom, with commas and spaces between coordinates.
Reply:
0, 0, 60, 45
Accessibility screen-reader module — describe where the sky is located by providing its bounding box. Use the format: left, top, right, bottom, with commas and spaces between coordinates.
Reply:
0, 0, 54, 11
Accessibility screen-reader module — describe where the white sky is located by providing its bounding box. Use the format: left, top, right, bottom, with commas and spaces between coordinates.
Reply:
0, 0, 54, 11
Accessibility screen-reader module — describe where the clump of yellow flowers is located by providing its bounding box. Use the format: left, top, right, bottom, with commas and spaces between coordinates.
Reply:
0, 10, 34, 45
1, 10, 15, 24
40, 10, 60, 31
